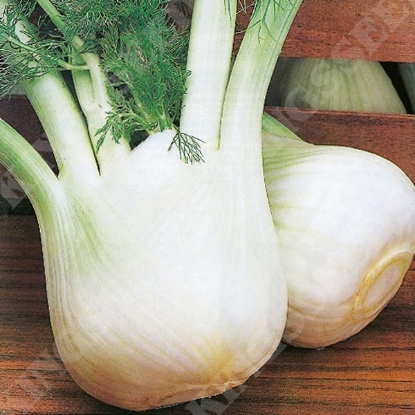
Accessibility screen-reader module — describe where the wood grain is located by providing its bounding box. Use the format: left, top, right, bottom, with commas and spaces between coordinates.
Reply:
236, 0, 415, 62
0, 215, 414, 414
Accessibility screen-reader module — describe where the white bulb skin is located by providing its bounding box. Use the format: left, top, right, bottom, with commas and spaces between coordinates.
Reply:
36, 129, 287, 411
263, 133, 415, 348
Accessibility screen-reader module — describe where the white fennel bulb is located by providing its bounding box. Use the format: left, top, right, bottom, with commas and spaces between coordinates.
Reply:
0, 0, 304, 410
267, 57, 406, 114
32, 127, 284, 410
398, 62, 415, 112
262, 114, 415, 348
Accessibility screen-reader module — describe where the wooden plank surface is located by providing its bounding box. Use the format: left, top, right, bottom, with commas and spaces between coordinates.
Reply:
0, 215, 414, 414
235, 0, 415, 62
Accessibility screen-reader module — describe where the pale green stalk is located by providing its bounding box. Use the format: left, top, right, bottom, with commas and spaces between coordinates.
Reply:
179, 0, 237, 149
22, 74, 100, 178
36, 0, 131, 170
0, 2, 99, 177
0, 119, 59, 212
262, 111, 302, 141
220, 0, 303, 155
70, 56, 131, 171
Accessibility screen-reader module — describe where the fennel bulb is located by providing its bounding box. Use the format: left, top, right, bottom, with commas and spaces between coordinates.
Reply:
262, 114, 415, 348
398, 62, 415, 113
267, 57, 406, 114
0, 0, 304, 410
29, 127, 285, 410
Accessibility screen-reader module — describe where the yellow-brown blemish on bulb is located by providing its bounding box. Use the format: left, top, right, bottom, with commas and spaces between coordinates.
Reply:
351, 249, 414, 323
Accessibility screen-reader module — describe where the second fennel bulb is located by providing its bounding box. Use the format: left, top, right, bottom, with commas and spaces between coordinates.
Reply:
262, 114, 415, 348
267, 57, 406, 114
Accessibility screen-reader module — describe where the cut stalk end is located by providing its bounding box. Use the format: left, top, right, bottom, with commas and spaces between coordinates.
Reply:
353, 249, 413, 320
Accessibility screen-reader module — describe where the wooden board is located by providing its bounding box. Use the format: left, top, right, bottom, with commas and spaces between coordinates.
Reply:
236, 0, 415, 62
